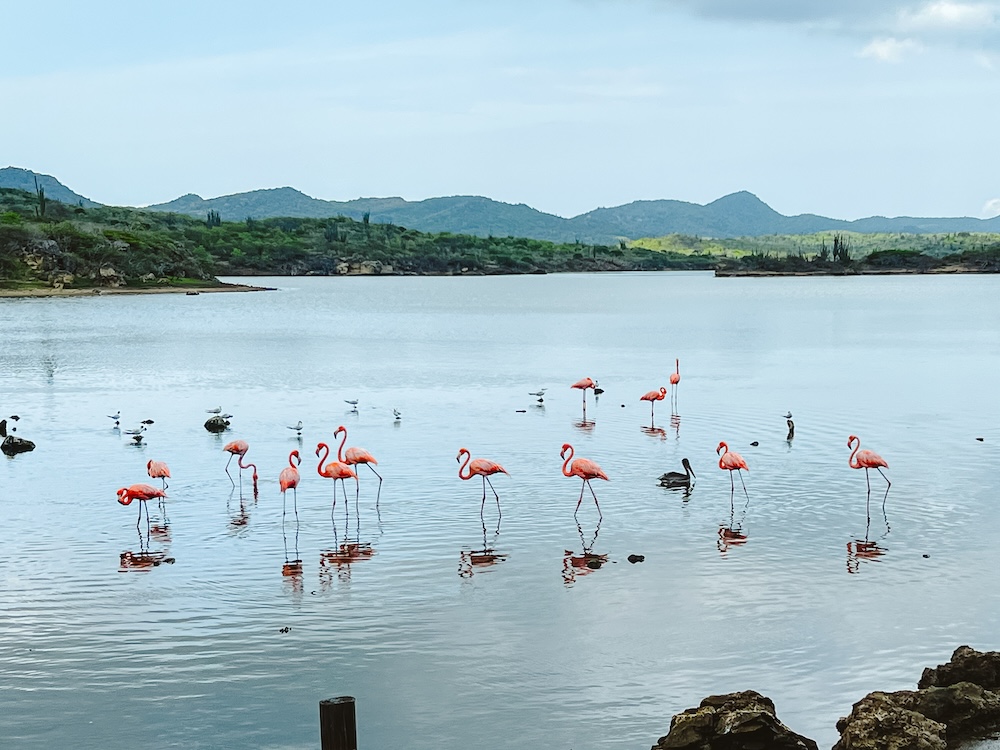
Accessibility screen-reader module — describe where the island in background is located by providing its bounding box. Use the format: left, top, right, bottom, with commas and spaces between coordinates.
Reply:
3, 185, 999, 294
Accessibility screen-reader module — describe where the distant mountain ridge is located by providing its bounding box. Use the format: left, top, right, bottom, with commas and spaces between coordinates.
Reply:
0, 167, 100, 208
4, 166, 1000, 242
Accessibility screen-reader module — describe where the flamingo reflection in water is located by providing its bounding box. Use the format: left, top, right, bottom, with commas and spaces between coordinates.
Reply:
562, 520, 607, 586
717, 485, 750, 555
670, 410, 681, 440
459, 519, 508, 579
846, 486, 891, 574
640, 424, 667, 440
227, 488, 251, 530
319, 491, 376, 586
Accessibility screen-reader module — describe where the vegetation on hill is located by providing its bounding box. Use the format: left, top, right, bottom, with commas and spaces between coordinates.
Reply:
3, 187, 999, 291
0, 188, 713, 290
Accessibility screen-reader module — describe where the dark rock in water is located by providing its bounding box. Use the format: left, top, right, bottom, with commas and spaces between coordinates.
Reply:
653, 690, 818, 750
833, 691, 947, 750
1, 435, 36, 455
628, 554, 645, 563
585, 559, 603, 569
919, 645, 1000, 691
834, 646, 1000, 749
204, 416, 230, 433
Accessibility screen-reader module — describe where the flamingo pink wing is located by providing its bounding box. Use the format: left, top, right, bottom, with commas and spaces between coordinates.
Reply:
470, 458, 507, 476
720, 452, 748, 471
130, 483, 166, 499
345, 447, 378, 465
857, 449, 888, 469
571, 377, 595, 390
572, 458, 608, 480
224, 440, 248, 455
279, 467, 300, 491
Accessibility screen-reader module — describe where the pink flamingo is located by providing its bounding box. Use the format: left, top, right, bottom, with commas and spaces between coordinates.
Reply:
560, 443, 608, 519
717, 441, 749, 502
117, 483, 167, 532
640, 386, 667, 419
848, 435, 890, 514
457, 448, 508, 520
316, 442, 357, 518
571, 377, 596, 415
334, 425, 382, 508
223, 439, 258, 495
279, 450, 302, 512
669, 359, 681, 401
146, 459, 171, 489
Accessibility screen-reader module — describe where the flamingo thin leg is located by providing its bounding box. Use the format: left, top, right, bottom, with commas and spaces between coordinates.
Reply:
737, 470, 749, 502
587, 479, 602, 521
485, 476, 501, 520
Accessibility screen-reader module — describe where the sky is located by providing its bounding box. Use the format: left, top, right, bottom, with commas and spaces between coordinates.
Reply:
2, 0, 999, 220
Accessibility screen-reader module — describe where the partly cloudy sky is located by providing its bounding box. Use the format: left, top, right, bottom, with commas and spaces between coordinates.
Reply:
2, 0, 998, 219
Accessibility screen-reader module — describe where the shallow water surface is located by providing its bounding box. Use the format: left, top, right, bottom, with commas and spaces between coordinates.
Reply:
2, 272, 1000, 749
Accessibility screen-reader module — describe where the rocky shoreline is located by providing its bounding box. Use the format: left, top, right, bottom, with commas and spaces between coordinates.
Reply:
0, 281, 272, 298
654, 645, 1000, 750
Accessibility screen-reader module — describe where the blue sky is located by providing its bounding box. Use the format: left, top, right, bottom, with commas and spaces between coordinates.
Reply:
3, 0, 999, 219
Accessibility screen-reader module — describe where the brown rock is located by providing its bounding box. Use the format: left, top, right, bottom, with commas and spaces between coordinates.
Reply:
652, 690, 818, 750
919, 645, 1000, 691
832, 691, 946, 750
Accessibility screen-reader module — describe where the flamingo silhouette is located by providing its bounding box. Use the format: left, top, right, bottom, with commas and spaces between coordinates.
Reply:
315, 442, 357, 519
280, 450, 302, 513
457, 448, 508, 521
717, 441, 749, 503
560, 443, 608, 519
640, 386, 667, 420
848, 434, 890, 518
146, 459, 171, 489
117, 483, 167, 533
334, 425, 382, 509
571, 377, 596, 416
223, 439, 258, 496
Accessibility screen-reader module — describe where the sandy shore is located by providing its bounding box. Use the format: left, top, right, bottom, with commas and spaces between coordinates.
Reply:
0, 282, 274, 298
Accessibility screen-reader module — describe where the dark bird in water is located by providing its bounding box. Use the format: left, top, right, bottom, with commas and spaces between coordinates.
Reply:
8, 415, 20, 421
659, 458, 695, 488
786, 419, 795, 441
2, 419, 36, 455
131, 434, 145, 445
141, 419, 155, 425
393, 409, 402, 421
750, 441, 759, 447
593, 380, 605, 395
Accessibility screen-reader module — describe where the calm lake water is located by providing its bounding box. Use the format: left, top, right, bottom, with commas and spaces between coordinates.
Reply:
2, 272, 1000, 749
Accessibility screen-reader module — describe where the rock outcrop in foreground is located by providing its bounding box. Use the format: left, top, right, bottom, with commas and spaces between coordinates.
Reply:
652, 690, 818, 750
654, 646, 1000, 750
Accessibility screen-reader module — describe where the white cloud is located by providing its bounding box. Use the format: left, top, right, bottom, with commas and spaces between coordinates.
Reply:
859, 36, 922, 61
897, 1, 998, 32
982, 198, 1000, 217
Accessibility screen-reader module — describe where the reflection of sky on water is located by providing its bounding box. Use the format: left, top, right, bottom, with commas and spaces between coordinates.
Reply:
2, 272, 1000, 749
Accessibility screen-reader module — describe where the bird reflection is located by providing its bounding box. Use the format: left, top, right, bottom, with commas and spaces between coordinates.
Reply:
670, 410, 681, 440
847, 500, 890, 574
120, 509, 174, 572
319, 511, 376, 586
717, 500, 749, 555
562, 520, 607, 586
227, 488, 251, 531
573, 417, 596, 432
459, 519, 508, 578
640, 424, 667, 440
282, 483, 302, 587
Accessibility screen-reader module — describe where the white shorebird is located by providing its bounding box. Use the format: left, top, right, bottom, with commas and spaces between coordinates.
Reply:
345, 399, 359, 411
287, 421, 303, 435
107, 411, 121, 426
206, 406, 222, 414
783, 411, 793, 419
393, 409, 402, 420
529, 388, 547, 397
123, 425, 146, 436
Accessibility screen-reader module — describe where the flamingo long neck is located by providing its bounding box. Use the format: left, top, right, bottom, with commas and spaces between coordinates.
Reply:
717, 443, 728, 469
289, 451, 299, 468
675, 358, 679, 375
316, 443, 330, 475
561, 446, 575, 476
848, 438, 861, 468
457, 450, 472, 480
335, 430, 348, 462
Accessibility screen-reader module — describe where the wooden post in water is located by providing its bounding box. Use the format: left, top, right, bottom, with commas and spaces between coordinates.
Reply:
319, 696, 357, 750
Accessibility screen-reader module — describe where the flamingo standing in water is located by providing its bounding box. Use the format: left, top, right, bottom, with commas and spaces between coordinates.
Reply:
717, 441, 749, 502
571, 377, 596, 419
146, 459, 171, 489
280, 450, 302, 512
333, 425, 383, 508
457, 448, 508, 521
640, 386, 667, 419
117, 483, 167, 532
669, 359, 681, 402
848, 435, 890, 517
315, 442, 357, 517
560, 443, 608, 519
223, 439, 258, 496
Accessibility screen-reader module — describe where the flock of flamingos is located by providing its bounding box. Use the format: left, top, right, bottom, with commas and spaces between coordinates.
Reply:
114, 359, 893, 577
